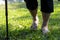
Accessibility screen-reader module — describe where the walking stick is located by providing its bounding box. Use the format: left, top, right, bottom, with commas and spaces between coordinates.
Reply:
5, 0, 8, 40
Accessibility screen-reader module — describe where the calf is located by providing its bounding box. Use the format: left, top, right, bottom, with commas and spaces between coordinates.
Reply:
24, 0, 54, 34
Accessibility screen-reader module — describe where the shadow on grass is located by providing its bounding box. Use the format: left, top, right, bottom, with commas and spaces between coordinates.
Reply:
0, 24, 6, 40
8, 28, 60, 40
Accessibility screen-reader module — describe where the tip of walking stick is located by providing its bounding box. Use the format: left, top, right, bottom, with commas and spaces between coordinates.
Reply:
5, 37, 9, 40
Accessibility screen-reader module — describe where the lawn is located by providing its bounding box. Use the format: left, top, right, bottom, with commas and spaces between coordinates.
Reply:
0, 1, 60, 40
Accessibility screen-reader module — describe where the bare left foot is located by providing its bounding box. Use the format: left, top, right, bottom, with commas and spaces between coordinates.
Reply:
41, 25, 50, 34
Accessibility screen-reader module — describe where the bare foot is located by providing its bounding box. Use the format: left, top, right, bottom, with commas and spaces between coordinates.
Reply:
41, 27, 49, 34
41, 25, 50, 34
31, 16, 39, 30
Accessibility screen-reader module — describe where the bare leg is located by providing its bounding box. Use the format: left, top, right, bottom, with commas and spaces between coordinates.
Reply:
29, 9, 39, 30
41, 12, 51, 34
24, 0, 38, 30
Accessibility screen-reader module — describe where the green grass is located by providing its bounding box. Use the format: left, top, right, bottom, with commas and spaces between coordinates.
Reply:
0, 1, 60, 40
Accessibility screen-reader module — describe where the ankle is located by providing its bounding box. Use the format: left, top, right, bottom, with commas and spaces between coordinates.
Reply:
41, 23, 48, 29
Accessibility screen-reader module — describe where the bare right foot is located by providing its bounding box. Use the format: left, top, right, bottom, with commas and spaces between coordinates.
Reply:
31, 16, 39, 30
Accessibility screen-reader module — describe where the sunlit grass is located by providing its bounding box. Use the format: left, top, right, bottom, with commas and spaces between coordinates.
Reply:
0, 1, 60, 40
